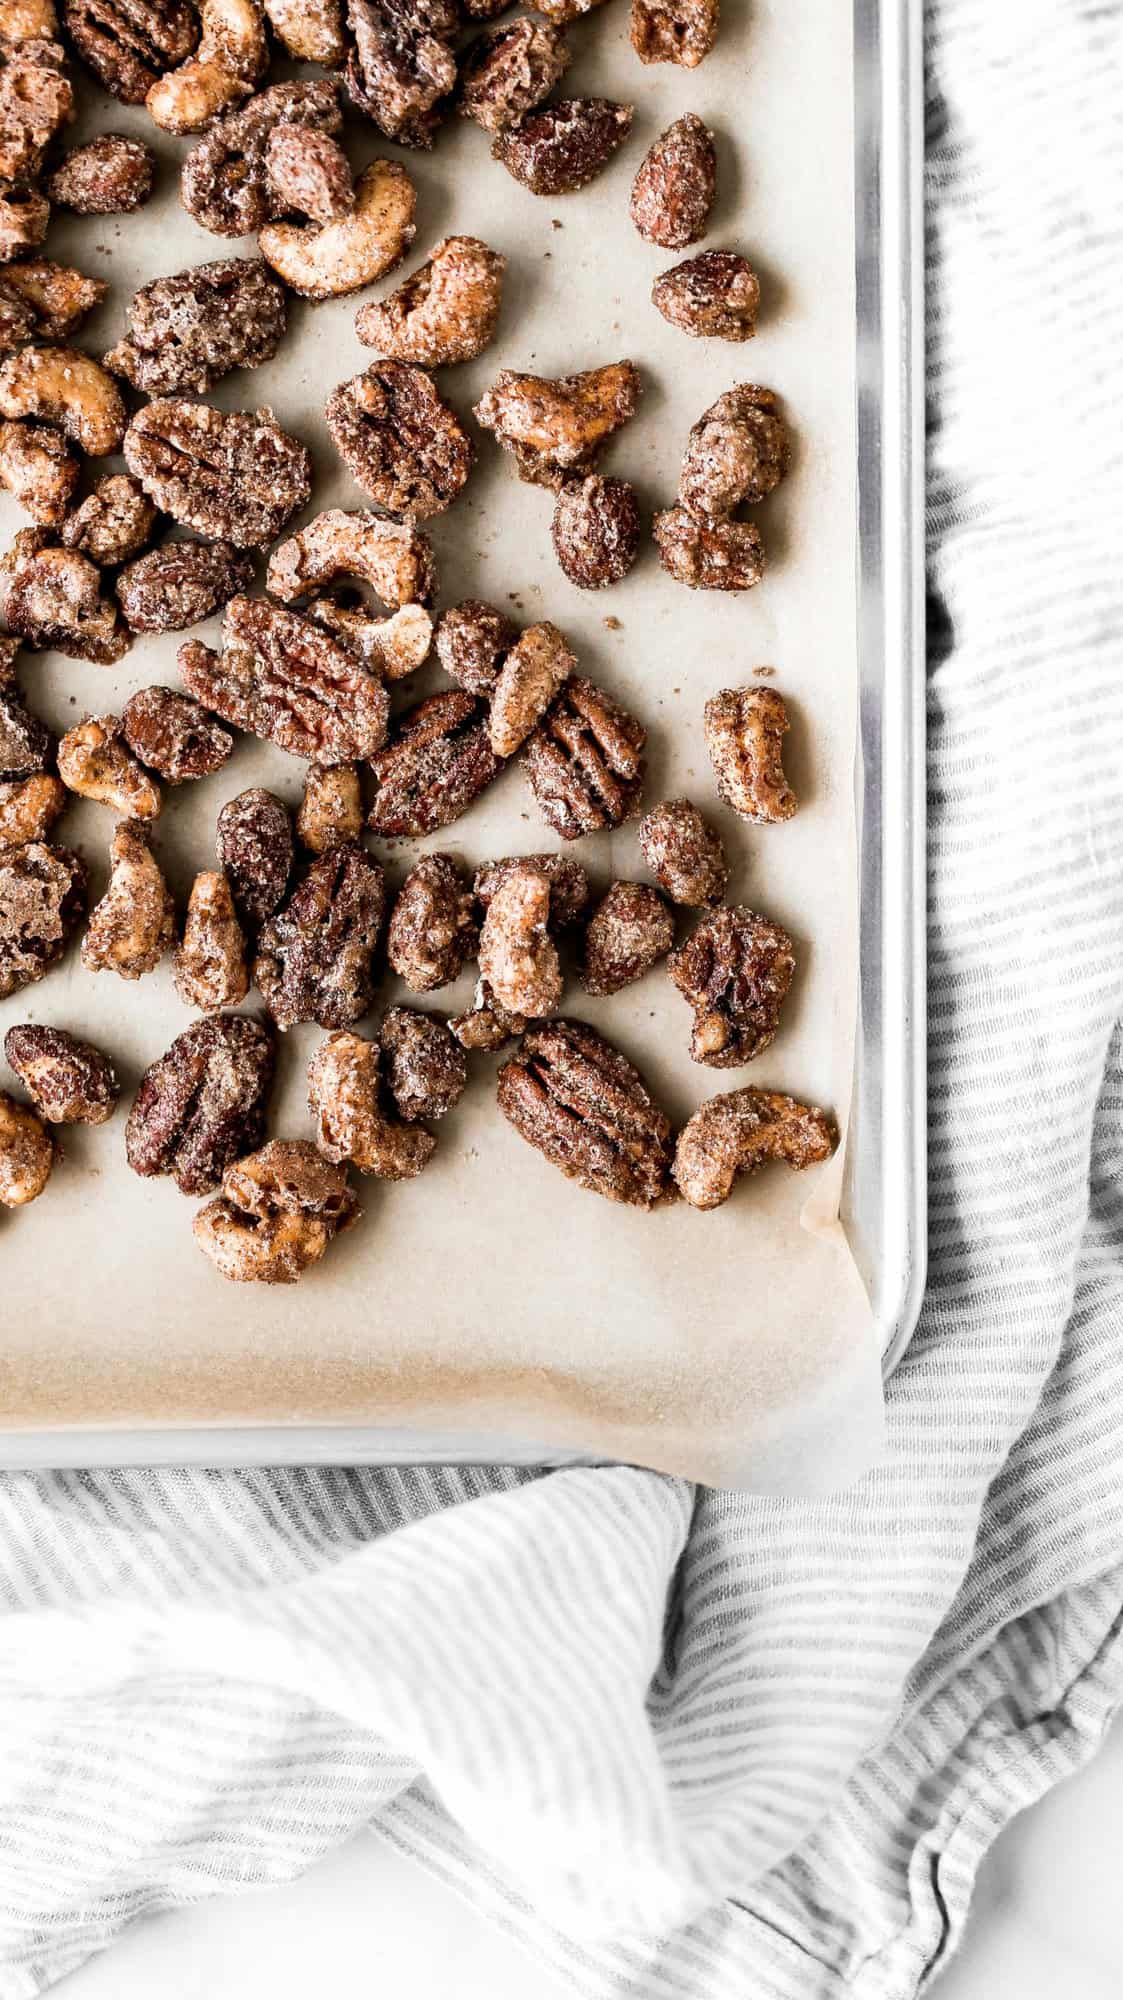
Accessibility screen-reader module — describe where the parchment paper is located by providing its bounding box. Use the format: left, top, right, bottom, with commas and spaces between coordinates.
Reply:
0, 0, 881, 1488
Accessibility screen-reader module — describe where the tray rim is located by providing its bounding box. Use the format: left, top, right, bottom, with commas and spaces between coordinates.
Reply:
0, 0, 927, 1469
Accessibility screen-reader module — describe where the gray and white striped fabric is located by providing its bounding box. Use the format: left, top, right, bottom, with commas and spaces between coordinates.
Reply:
1, 2, 1121, 1994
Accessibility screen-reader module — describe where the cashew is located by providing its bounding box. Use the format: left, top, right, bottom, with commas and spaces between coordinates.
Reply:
0, 528, 129, 663
0, 1089, 52, 1207
0, 771, 65, 849
58, 715, 161, 820
81, 818, 175, 981
0, 187, 48, 264
702, 685, 797, 824
672, 1088, 836, 1211
306, 595, 432, 680
261, 0, 343, 63
487, 618, 574, 757
477, 862, 563, 1017
0, 418, 78, 525
258, 157, 416, 302
145, 0, 267, 134
355, 235, 506, 366
0, 346, 126, 455
267, 508, 434, 610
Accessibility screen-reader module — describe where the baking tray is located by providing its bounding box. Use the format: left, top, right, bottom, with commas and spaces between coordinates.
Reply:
0, 0, 926, 1469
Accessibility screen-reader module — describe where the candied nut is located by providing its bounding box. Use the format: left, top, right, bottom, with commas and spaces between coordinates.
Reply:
174, 867, 248, 1009
460, 17, 569, 136
308, 1030, 433, 1179
195, 1138, 359, 1283
47, 134, 154, 212
267, 510, 434, 612
305, 593, 432, 680
0, 839, 86, 997
325, 361, 473, 519
0, 419, 78, 526
63, 0, 199, 101
105, 259, 287, 397
0, 529, 129, 662
0, 771, 65, 848
0, 674, 51, 777
629, 113, 715, 248
638, 797, 727, 906
216, 787, 292, 928
0, 280, 35, 350
497, 1018, 672, 1208
474, 850, 589, 928
434, 597, 517, 696
0, 347, 126, 456
703, 684, 796, 823
146, 0, 267, 134
61, 474, 156, 563
0, 259, 106, 340
449, 976, 523, 1052
0, 1089, 51, 1204
673, 1086, 835, 1210
668, 905, 795, 1067
355, 234, 505, 366
297, 762, 363, 854
181, 595, 390, 763
551, 475, 640, 590
488, 617, 574, 757
344, 0, 458, 149
124, 400, 311, 549
254, 841, 385, 1030
653, 505, 763, 591
126, 1012, 276, 1194
522, 673, 645, 839
122, 686, 234, 786
4, 1022, 118, 1124
0, 0, 59, 42
58, 714, 161, 819
181, 78, 342, 237
474, 360, 640, 489
630, 0, 717, 67
259, 156, 416, 302
380, 1005, 465, 1121
386, 852, 476, 992
81, 819, 175, 980
265, 125, 353, 223
117, 540, 255, 633
579, 880, 673, 996
652, 249, 759, 341
0, 188, 47, 265
492, 97, 632, 196
262, 0, 343, 63
478, 860, 562, 1016
0, 37, 72, 187
367, 687, 500, 837
679, 384, 788, 517
528, 0, 607, 16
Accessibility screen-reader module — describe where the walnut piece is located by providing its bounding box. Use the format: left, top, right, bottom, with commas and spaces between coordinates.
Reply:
63, 0, 199, 101
673, 1088, 836, 1210
488, 618, 574, 757
474, 359, 640, 489
668, 905, 795, 1067
368, 688, 501, 837
0, 35, 72, 187
174, 868, 248, 1009
117, 541, 255, 633
385, 852, 477, 992
0, 772, 65, 848
0, 420, 77, 526
492, 97, 632, 196
81, 819, 175, 981
459, 17, 569, 135
497, 1018, 673, 1208
478, 861, 562, 1016
267, 509, 435, 611
355, 235, 505, 366
637, 797, 727, 906
629, 114, 715, 248
652, 505, 763, 591
57, 715, 162, 820
0, 839, 86, 998
47, 133, 155, 213
630, 0, 717, 68
254, 842, 385, 1030
579, 880, 673, 996
124, 399, 311, 549
308, 1028, 434, 1178
180, 78, 343, 237
379, 1006, 465, 1121
0, 1089, 52, 1205
105, 259, 288, 397
122, 686, 234, 785
652, 250, 760, 341
434, 597, 517, 695
61, 474, 156, 564
551, 475, 640, 590
194, 1139, 359, 1283
0, 258, 106, 341
522, 674, 645, 839
297, 763, 363, 854
3, 1023, 119, 1125
703, 685, 796, 824
180, 595, 390, 765
126, 1011, 276, 1195
0, 529, 129, 663
325, 361, 473, 519
216, 786, 292, 930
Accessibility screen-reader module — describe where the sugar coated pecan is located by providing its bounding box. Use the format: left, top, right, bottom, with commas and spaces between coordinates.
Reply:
308, 1029, 434, 1178
81, 818, 175, 981
551, 475, 640, 589
579, 880, 673, 996
637, 797, 727, 906
0, 421, 77, 526
0, 677, 51, 779
4, 1022, 119, 1124
380, 1005, 465, 1121
57, 714, 162, 819
181, 595, 390, 764
325, 361, 472, 519
297, 762, 363, 854
386, 851, 477, 992
0, 258, 106, 340
652, 250, 759, 341
367, 687, 500, 836
668, 904, 795, 1067
478, 860, 562, 1016
105, 259, 288, 396
673, 1087, 835, 1210
522, 673, 645, 839
47, 133, 154, 212
0, 1089, 52, 1204
254, 841, 385, 1030
126, 1011, 276, 1195
0, 772, 65, 848
194, 1138, 359, 1283
488, 618, 574, 757
216, 787, 292, 929
679, 384, 788, 516
265, 125, 353, 223
64, 0, 199, 100
0, 840, 86, 998
460, 17, 569, 135
474, 850, 589, 928
497, 1018, 673, 1208
122, 686, 233, 784
434, 597, 517, 695
703, 684, 796, 823
0, 346, 125, 456
61, 474, 156, 564
449, 976, 524, 1052
0, 529, 129, 662
355, 234, 505, 366
652, 504, 763, 591
174, 867, 248, 1009
180, 78, 342, 236
474, 360, 640, 489
343, 0, 458, 148
117, 541, 255, 633
268, 509, 434, 613
492, 97, 632, 196
124, 400, 311, 549
630, 114, 715, 248
259, 156, 416, 302
630, 0, 717, 68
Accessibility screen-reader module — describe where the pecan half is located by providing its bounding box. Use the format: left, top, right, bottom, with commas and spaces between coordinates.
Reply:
497, 1018, 673, 1208
703, 684, 797, 823
668, 905, 795, 1066
551, 475, 640, 589
0, 839, 86, 998
180, 595, 390, 764
355, 234, 505, 366
637, 797, 727, 906
325, 360, 473, 519
579, 880, 673, 996
629, 113, 715, 248
522, 674, 645, 839
117, 541, 255, 633
652, 250, 760, 341
4, 1022, 119, 1124
379, 1005, 465, 1122
81, 818, 176, 981
126, 1011, 276, 1195
194, 1138, 359, 1282
254, 841, 385, 1030
478, 860, 562, 1016
174, 868, 248, 1009
180, 78, 343, 237
308, 1028, 434, 1178
367, 688, 501, 837
0, 529, 129, 663
216, 786, 292, 930
63, 0, 199, 101
474, 360, 640, 489
0, 1089, 52, 1205
105, 259, 288, 396
492, 97, 632, 196
122, 686, 234, 784
123, 400, 311, 549
673, 1087, 836, 1210
385, 851, 477, 991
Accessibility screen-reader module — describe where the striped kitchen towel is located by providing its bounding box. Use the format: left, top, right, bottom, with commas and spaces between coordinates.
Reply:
0, 0, 1121, 1994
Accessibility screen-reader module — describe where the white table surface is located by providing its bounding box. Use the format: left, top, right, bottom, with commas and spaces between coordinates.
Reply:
56, 1715, 1123, 1998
